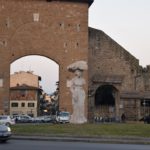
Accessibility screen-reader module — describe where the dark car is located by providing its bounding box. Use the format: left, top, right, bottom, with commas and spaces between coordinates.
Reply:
140, 115, 150, 124
0, 124, 11, 142
144, 115, 150, 124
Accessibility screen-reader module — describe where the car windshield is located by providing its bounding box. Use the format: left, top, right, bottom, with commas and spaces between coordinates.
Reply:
59, 112, 69, 117
0, 116, 7, 120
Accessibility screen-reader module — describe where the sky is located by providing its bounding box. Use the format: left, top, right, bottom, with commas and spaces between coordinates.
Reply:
89, 0, 150, 67
11, 0, 150, 94
11, 56, 59, 94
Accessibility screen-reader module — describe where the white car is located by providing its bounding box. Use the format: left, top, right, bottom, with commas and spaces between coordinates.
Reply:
0, 115, 15, 126
0, 124, 11, 142
56, 111, 70, 123
13, 115, 34, 123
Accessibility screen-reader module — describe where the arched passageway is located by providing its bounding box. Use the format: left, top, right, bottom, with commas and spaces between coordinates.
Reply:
10, 55, 59, 117
94, 85, 118, 121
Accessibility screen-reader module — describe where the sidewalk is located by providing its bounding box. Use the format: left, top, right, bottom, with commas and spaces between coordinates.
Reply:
12, 134, 150, 145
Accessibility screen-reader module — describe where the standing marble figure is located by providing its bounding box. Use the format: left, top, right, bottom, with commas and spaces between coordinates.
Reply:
67, 61, 88, 124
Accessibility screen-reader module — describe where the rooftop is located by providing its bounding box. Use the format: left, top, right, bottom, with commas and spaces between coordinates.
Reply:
47, 0, 94, 6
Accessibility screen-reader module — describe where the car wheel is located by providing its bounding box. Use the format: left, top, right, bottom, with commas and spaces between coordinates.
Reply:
5, 122, 11, 126
1, 139, 7, 143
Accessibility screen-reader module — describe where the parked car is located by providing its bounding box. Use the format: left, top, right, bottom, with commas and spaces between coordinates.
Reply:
13, 115, 34, 123
144, 115, 150, 124
34, 115, 56, 123
0, 115, 15, 126
0, 124, 11, 142
43, 116, 53, 123
34, 116, 45, 123
56, 111, 70, 123
139, 115, 150, 124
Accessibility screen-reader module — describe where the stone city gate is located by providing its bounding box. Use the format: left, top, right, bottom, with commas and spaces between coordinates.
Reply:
0, 0, 93, 123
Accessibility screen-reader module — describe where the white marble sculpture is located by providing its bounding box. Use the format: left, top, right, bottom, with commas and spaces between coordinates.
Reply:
67, 61, 88, 124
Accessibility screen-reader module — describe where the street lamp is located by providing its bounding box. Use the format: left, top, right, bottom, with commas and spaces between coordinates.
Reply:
143, 100, 146, 117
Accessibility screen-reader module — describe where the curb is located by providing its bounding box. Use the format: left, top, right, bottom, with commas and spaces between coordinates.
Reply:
11, 135, 150, 145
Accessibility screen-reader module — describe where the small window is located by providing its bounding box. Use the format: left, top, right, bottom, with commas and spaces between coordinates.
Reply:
59, 22, 64, 29
64, 42, 67, 48
75, 42, 79, 48
77, 24, 80, 32
141, 100, 150, 107
21, 103, 25, 107
11, 102, 18, 107
28, 103, 35, 107
0, 79, 3, 87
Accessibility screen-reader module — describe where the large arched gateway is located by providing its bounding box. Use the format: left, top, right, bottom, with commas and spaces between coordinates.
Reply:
0, 0, 93, 123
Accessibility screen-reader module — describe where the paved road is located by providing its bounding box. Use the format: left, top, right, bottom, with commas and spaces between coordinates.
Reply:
0, 140, 150, 150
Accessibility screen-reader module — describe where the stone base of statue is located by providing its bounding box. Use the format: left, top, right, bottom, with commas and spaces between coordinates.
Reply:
70, 115, 87, 124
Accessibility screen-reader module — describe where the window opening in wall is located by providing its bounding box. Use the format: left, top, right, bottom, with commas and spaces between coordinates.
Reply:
75, 42, 79, 48
21, 103, 25, 107
59, 22, 64, 29
0, 78, 3, 87
77, 24, 80, 32
28, 103, 35, 107
141, 99, 150, 117
11, 103, 18, 107
141, 100, 150, 107
64, 42, 67, 48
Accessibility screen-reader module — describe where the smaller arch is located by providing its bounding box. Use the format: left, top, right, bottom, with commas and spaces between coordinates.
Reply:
95, 85, 118, 106
94, 84, 119, 121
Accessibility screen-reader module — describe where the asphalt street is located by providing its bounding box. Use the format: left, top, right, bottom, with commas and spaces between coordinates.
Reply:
0, 140, 150, 150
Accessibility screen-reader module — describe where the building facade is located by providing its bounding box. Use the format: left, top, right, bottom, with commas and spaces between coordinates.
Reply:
10, 71, 42, 117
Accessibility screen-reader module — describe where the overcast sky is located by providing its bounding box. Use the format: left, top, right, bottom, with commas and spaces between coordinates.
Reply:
89, 0, 150, 67
11, 0, 150, 94
11, 56, 59, 94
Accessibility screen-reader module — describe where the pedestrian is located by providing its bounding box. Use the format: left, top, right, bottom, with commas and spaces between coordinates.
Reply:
121, 113, 126, 123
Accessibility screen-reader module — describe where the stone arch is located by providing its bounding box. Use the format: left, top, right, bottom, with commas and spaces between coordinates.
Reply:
10, 55, 59, 116
94, 84, 119, 120
95, 85, 117, 106
10, 54, 60, 89
9, 22, 62, 64
10, 54, 60, 67
5, 22, 69, 114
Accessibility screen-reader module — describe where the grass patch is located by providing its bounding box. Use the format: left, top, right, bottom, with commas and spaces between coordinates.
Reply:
11, 123, 150, 137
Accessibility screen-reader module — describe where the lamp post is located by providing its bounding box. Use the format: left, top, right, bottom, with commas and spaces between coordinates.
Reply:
143, 100, 146, 118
